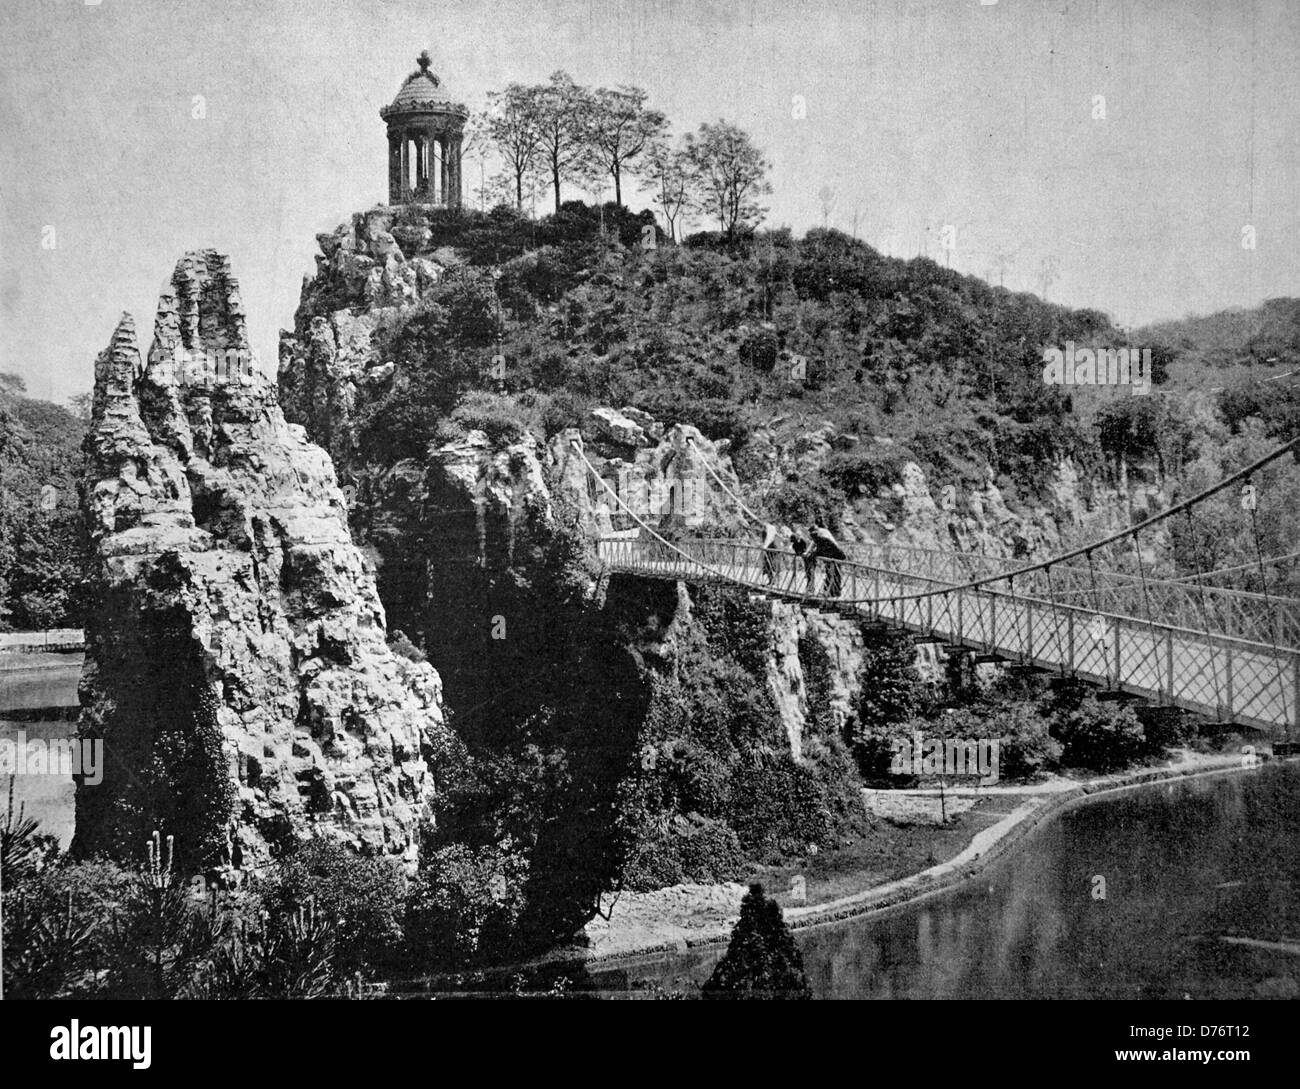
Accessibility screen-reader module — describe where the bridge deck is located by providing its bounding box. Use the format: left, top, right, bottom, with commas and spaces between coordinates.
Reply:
599, 540, 1299, 735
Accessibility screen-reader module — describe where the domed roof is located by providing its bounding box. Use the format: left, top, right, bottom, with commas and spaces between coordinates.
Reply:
381, 50, 467, 119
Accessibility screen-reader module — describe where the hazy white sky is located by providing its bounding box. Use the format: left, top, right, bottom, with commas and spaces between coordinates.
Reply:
2, 0, 1297, 403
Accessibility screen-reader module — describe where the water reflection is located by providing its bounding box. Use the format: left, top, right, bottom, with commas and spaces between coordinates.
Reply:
614, 764, 1300, 999
0, 654, 82, 847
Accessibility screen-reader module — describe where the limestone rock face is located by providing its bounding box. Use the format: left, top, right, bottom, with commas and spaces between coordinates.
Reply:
589, 406, 650, 448
558, 416, 747, 533
762, 601, 866, 763
278, 207, 446, 475
75, 250, 448, 870
746, 419, 1170, 563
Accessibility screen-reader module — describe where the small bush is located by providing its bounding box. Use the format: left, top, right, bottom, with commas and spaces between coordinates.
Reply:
622, 813, 744, 890
1138, 706, 1196, 755
994, 702, 1062, 780
823, 443, 917, 498
1054, 698, 1146, 773
255, 838, 408, 976
797, 634, 836, 737
435, 390, 538, 446
405, 840, 528, 969
738, 326, 779, 372
727, 755, 830, 859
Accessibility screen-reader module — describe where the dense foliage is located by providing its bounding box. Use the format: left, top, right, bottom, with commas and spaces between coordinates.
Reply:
0, 376, 88, 629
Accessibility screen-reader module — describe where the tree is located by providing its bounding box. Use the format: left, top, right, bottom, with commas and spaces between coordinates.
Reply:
683, 121, 772, 239
533, 71, 592, 214
485, 83, 543, 213
817, 185, 836, 228
644, 139, 698, 243
585, 86, 667, 207
702, 883, 811, 999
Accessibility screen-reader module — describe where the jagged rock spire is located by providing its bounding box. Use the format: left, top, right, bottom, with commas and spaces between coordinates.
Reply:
91, 312, 145, 424
75, 250, 447, 870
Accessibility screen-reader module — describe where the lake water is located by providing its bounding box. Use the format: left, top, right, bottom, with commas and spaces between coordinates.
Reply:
5, 654, 1298, 1000
598, 763, 1300, 999
0, 653, 82, 848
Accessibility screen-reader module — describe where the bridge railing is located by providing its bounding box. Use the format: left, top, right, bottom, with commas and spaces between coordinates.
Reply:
692, 538, 1300, 651
597, 536, 1299, 733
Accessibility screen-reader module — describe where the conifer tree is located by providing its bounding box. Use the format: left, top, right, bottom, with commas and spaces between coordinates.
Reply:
702, 883, 811, 1000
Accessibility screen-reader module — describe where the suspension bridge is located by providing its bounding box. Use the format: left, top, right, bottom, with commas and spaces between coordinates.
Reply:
573, 437, 1300, 740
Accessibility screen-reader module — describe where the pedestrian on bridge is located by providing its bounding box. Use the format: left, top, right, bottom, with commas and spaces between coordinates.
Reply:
811, 525, 846, 597
761, 522, 779, 585
791, 529, 816, 592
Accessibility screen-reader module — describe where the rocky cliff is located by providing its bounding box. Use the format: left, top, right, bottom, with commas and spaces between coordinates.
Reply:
74, 250, 448, 872
744, 420, 1170, 562
277, 207, 447, 478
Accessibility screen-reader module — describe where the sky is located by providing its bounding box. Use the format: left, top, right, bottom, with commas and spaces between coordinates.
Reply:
1, 0, 1298, 404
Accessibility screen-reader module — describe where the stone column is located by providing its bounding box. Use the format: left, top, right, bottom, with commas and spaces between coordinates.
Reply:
388, 132, 403, 204
397, 134, 406, 202
440, 138, 449, 206
449, 137, 462, 207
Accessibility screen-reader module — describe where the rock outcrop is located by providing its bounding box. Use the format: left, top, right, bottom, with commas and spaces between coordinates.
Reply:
764, 601, 866, 762
552, 416, 748, 534
278, 207, 446, 475
74, 250, 448, 871
745, 420, 1171, 563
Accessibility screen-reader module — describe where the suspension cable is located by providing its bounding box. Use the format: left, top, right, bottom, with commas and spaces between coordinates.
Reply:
1162, 549, 1300, 585
572, 440, 815, 599
685, 435, 766, 526
807, 436, 1300, 606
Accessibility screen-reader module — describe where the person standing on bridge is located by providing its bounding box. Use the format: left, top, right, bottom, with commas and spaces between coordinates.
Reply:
810, 525, 846, 597
791, 528, 815, 592
761, 522, 779, 585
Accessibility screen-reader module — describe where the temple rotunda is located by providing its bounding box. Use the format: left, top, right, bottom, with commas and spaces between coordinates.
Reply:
381, 50, 466, 206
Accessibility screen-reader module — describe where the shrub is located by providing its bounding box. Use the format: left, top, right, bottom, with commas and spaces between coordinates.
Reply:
436, 390, 538, 446
854, 628, 928, 742
255, 838, 408, 977
405, 840, 528, 969
676, 814, 744, 884
851, 717, 920, 784
1054, 697, 1146, 772
196, 900, 341, 999
822, 443, 917, 498
103, 832, 225, 1000
797, 634, 836, 737
622, 812, 743, 891
764, 474, 841, 530
994, 702, 1062, 780
1138, 706, 1196, 755
738, 326, 779, 372
1, 855, 133, 999
727, 755, 830, 859
388, 629, 427, 663
1, 777, 58, 884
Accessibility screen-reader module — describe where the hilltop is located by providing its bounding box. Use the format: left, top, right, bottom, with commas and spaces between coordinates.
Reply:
280, 201, 1177, 525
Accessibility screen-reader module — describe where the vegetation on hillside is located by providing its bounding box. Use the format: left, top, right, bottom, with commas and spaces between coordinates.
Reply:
0, 375, 88, 630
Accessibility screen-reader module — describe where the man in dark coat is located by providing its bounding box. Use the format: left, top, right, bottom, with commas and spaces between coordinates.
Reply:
790, 529, 814, 593
810, 525, 846, 597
